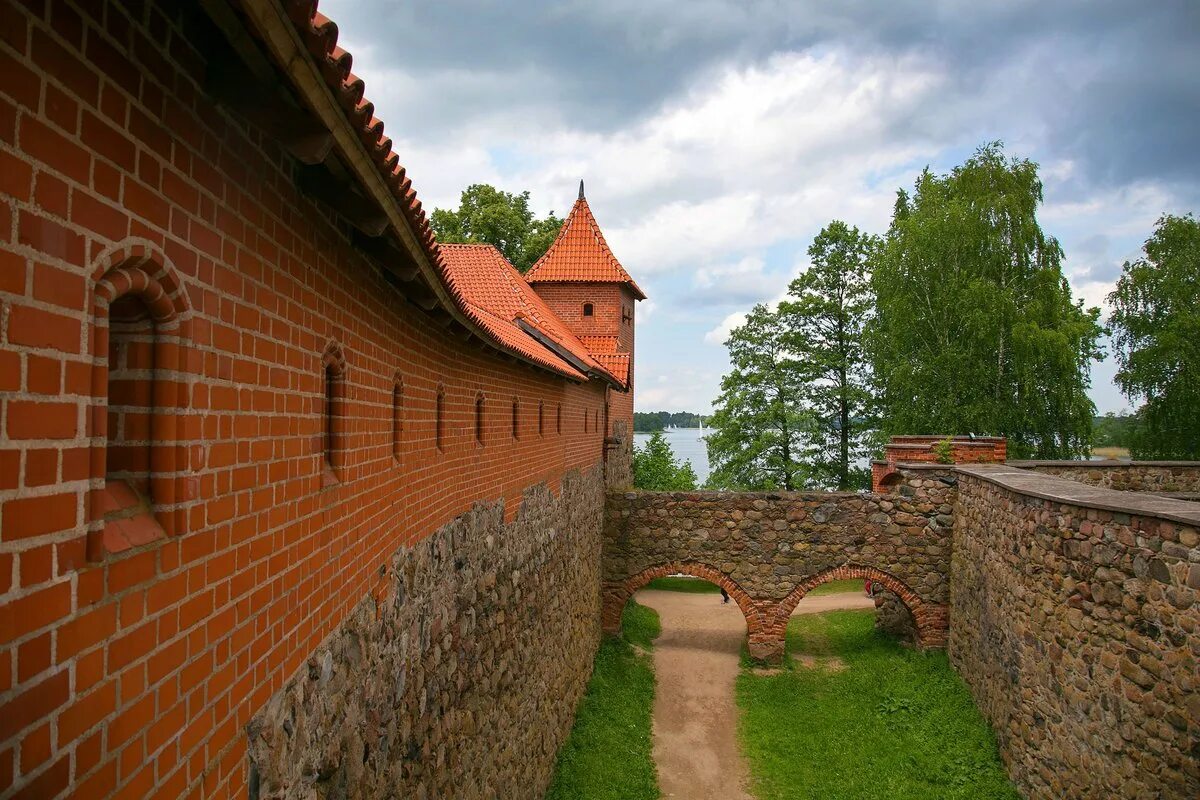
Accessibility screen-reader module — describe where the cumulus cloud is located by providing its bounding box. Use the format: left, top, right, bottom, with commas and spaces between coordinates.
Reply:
318, 0, 1200, 416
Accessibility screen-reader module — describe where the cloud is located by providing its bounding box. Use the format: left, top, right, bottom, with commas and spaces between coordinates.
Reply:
316, 0, 1200, 416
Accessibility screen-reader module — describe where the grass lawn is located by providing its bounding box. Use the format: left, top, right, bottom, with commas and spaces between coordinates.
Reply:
546, 601, 661, 800
647, 576, 863, 597
737, 609, 1018, 800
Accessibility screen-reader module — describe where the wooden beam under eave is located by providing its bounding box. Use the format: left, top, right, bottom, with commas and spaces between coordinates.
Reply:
296, 164, 389, 236
199, 4, 333, 164
352, 230, 421, 282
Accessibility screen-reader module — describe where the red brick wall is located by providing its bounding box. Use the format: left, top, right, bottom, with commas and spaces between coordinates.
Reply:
872, 436, 1007, 491
0, 2, 613, 797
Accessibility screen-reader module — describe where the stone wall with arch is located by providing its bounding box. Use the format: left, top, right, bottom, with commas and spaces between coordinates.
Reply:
602, 467, 958, 661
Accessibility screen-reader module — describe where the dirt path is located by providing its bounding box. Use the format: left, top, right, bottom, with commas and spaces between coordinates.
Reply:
634, 588, 875, 800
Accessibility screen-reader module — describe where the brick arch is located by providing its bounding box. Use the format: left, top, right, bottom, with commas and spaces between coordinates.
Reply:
88, 241, 194, 559
602, 561, 776, 656
774, 564, 947, 648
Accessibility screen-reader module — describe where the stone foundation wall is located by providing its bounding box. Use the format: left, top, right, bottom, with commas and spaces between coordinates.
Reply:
873, 588, 916, 642
950, 465, 1200, 799
246, 468, 605, 800
1014, 460, 1200, 494
605, 420, 633, 490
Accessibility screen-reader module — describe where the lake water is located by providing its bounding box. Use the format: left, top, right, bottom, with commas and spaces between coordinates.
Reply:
633, 427, 711, 484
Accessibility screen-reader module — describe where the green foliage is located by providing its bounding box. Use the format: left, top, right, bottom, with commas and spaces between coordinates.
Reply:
706, 305, 813, 490
546, 601, 660, 800
779, 220, 880, 489
932, 437, 955, 464
646, 576, 722, 593
868, 142, 1102, 459
736, 609, 1019, 800
431, 184, 564, 273
632, 432, 699, 491
1091, 413, 1139, 449
1107, 213, 1200, 459
633, 411, 704, 432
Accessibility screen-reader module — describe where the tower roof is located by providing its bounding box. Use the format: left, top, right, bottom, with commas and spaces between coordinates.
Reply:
525, 185, 646, 300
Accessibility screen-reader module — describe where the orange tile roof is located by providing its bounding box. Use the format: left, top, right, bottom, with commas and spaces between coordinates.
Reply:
287, 5, 632, 387
592, 353, 630, 385
581, 335, 619, 354
439, 244, 627, 387
525, 192, 646, 299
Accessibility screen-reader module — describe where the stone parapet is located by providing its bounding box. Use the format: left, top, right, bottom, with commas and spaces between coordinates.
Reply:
1012, 460, 1200, 494
950, 464, 1200, 799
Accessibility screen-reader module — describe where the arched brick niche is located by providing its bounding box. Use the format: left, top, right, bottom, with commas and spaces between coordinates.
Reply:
320, 341, 347, 487
601, 560, 779, 660
772, 564, 948, 649
88, 242, 193, 560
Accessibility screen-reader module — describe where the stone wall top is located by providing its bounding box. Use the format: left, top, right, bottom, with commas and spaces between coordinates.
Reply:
955, 464, 1200, 526
1008, 459, 1200, 468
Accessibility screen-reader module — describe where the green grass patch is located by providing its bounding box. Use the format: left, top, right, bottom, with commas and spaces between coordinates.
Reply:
805, 578, 864, 596
646, 576, 722, 593
647, 576, 863, 596
546, 601, 661, 800
737, 609, 1019, 800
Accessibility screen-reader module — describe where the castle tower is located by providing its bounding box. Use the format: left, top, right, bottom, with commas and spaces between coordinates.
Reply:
525, 181, 645, 447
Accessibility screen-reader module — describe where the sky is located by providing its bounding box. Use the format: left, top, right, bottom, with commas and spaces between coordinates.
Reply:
319, 0, 1200, 416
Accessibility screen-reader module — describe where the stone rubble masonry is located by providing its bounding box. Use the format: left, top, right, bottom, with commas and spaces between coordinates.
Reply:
1014, 460, 1200, 495
602, 467, 959, 661
247, 468, 606, 800
950, 464, 1200, 800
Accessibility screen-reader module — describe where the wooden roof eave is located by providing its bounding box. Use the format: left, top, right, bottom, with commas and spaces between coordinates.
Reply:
230, 0, 589, 380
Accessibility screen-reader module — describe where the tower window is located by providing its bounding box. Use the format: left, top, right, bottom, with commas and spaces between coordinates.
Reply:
582, 302, 594, 317
622, 305, 632, 324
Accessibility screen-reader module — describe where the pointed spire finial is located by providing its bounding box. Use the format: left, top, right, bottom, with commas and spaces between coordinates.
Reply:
578, 179, 585, 200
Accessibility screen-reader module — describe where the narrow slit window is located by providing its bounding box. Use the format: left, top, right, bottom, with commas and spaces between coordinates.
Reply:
538, 401, 544, 437
584, 408, 589, 433
512, 398, 520, 440
475, 393, 485, 445
392, 380, 403, 461
556, 404, 562, 435
436, 388, 445, 451
582, 302, 594, 317
324, 365, 337, 469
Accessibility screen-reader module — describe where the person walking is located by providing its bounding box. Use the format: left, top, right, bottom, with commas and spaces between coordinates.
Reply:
720, 587, 730, 604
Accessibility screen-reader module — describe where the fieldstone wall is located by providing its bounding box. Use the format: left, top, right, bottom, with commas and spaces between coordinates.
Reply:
873, 589, 917, 641
950, 464, 1200, 800
605, 420, 633, 490
602, 467, 958, 660
245, 468, 606, 800
1014, 460, 1200, 495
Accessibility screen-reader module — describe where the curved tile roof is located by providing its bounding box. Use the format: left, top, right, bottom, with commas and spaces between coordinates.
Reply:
283, 2, 636, 387
439, 244, 625, 387
525, 194, 646, 299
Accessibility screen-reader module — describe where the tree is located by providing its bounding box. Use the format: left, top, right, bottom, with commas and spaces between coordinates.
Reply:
1107, 213, 1200, 459
632, 432, 698, 490
868, 142, 1102, 459
706, 305, 811, 490
431, 184, 564, 272
779, 221, 879, 489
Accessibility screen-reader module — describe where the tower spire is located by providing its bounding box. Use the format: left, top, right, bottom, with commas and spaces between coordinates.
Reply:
578, 179, 585, 200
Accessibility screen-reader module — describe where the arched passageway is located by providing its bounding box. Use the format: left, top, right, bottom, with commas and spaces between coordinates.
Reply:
602, 560, 779, 660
